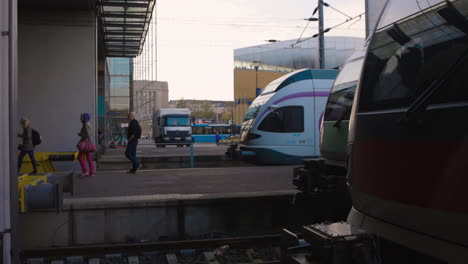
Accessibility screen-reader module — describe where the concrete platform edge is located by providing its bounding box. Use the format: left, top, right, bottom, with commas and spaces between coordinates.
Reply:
63, 190, 298, 210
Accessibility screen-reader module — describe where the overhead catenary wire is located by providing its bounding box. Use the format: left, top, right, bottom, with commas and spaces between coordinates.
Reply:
291, 12, 365, 47
347, 14, 362, 29
323, 2, 353, 19
155, 15, 362, 27
297, 20, 311, 44
296, 5, 319, 44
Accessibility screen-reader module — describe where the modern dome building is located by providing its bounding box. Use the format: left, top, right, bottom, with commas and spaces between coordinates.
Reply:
233, 36, 364, 124
235, 36, 364, 71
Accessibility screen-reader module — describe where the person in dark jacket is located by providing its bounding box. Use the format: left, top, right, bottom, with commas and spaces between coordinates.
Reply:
125, 112, 141, 173
215, 132, 221, 145
17, 117, 38, 174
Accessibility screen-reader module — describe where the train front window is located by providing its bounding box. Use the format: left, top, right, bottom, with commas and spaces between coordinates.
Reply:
324, 84, 356, 121
359, 0, 468, 111
258, 106, 304, 133
324, 57, 362, 121
333, 59, 363, 87
165, 117, 190, 126
244, 105, 262, 121
377, 0, 421, 28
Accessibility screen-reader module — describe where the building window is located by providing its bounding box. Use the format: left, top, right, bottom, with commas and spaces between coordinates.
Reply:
258, 106, 304, 133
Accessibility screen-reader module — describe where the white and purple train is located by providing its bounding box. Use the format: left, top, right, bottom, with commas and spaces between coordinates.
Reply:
240, 69, 338, 164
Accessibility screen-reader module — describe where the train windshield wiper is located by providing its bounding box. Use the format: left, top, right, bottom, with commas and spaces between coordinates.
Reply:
249, 105, 262, 121
401, 50, 468, 123
242, 105, 262, 131
331, 91, 354, 128
333, 104, 351, 128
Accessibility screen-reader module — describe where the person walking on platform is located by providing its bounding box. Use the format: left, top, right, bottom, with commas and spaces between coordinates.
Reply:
17, 117, 38, 174
77, 113, 95, 177
126, 112, 142, 173
215, 131, 221, 145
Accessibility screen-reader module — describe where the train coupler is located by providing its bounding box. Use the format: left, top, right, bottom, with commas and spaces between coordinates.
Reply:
293, 159, 347, 195
282, 222, 377, 264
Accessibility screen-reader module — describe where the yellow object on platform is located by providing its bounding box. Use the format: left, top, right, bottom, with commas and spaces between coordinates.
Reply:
219, 136, 240, 145
18, 174, 49, 213
18, 151, 78, 174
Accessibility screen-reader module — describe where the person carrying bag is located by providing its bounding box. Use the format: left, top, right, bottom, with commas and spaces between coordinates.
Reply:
77, 113, 96, 177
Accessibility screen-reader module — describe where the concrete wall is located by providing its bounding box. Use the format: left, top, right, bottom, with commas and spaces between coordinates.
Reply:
134, 80, 169, 137
18, 9, 97, 152
19, 192, 298, 249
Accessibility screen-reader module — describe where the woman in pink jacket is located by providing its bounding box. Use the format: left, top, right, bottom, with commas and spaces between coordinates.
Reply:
78, 113, 95, 177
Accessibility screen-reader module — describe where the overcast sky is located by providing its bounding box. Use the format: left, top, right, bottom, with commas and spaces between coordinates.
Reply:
156, 0, 366, 101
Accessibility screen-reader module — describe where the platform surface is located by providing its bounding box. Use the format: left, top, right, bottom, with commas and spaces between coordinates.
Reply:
102, 141, 227, 160
71, 165, 298, 199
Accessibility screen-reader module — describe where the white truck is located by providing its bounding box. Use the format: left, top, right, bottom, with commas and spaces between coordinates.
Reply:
153, 108, 192, 147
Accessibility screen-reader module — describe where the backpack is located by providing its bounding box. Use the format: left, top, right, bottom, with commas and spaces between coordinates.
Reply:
32, 129, 42, 146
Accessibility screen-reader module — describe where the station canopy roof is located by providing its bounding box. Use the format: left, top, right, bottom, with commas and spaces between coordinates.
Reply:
97, 0, 155, 57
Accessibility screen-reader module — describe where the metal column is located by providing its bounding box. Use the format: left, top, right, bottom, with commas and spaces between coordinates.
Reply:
8, 0, 19, 260
318, 0, 325, 69
1, 0, 19, 262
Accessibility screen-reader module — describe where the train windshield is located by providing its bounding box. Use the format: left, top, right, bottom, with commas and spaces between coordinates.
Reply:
244, 105, 262, 122
324, 58, 363, 121
359, 0, 468, 112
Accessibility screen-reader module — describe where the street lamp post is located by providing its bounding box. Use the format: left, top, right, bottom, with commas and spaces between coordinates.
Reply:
251, 60, 262, 97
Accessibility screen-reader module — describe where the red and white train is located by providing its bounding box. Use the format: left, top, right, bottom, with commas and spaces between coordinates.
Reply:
347, 0, 468, 261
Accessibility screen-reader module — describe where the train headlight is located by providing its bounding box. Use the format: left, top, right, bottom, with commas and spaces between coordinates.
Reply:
246, 133, 261, 140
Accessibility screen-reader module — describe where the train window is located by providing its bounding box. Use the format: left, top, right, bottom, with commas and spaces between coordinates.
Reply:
324, 84, 356, 121
245, 105, 262, 121
433, 59, 468, 104
258, 106, 304, 133
377, 0, 421, 29
204, 127, 213, 134
359, 1, 468, 111
333, 59, 363, 88
192, 127, 204, 135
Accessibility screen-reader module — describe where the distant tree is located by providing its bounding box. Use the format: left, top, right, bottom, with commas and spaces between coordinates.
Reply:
176, 98, 188, 108
221, 112, 232, 123
192, 100, 216, 120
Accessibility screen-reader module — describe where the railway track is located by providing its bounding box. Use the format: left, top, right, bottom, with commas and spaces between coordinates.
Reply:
22, 235, 282, 264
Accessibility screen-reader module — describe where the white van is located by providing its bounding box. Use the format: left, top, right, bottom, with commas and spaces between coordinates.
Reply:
153, 108, 192, 147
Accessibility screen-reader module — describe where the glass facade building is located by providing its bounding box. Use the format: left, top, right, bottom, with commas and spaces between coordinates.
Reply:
109, 58, 132, 110
105, 57, 133, 145
97, 7, 165, 145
